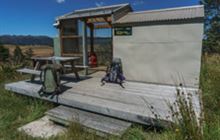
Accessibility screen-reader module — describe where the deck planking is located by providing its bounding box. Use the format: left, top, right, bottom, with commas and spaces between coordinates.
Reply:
5, 72, 201, 126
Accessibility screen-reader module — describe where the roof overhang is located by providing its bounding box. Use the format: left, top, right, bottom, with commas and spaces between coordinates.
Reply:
56, 3, 131, 21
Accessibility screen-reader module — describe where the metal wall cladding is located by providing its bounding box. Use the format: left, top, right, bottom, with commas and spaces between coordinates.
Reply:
113, 23, 203, 88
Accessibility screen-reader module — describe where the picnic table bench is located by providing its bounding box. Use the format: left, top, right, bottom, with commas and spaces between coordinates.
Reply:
17, 56, 80, 81
17, 68, 41, 76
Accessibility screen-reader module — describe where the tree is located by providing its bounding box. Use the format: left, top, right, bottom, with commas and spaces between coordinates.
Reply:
0, 42, 9, 61
201, 0, 220, 53
24, 48, 33, 59
13, 46, 24, 64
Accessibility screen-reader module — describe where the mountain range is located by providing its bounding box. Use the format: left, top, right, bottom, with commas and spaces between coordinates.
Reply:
0, 35, 53, 46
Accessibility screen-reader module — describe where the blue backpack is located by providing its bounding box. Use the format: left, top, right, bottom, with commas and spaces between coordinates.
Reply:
101, 58, 125, 88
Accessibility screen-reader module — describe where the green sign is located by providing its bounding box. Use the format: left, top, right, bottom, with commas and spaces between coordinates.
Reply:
114, 27, 132, 36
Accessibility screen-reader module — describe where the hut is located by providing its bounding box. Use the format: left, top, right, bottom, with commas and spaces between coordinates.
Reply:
54, 4, 204, 88
5, 4, 204, 126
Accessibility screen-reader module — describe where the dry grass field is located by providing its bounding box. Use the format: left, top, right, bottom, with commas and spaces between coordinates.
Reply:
4, 45, 53, 57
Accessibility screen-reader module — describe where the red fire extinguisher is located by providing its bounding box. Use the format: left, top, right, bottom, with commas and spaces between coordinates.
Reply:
89, 52, 97, 67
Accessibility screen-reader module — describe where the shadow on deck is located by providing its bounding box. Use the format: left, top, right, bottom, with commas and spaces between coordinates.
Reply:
5, 72, 201, 126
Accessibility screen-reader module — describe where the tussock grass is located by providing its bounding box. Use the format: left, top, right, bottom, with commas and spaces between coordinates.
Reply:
200, 54, 220, 140
201, 54, 220, 119
0, 86, 53, 139
168, 89, 203, 140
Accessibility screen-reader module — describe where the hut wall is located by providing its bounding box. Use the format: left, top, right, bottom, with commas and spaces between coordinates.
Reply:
113, 22, 203, 88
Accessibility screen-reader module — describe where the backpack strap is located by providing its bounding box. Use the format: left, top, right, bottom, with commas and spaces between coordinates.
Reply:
38, 68, 45, 97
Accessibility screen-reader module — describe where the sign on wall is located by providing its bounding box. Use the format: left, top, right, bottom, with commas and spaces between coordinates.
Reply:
114, 27, 132, 36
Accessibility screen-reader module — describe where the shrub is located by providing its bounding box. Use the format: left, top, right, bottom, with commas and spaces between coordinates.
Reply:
0, 45, 9, 61
0, 63, 22, 82
168, 88, 204, 140
13, 46, 24, 65
24, 48, 33, 59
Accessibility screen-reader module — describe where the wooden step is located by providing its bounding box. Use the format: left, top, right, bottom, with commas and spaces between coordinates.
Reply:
45, 105, 131, 136
18, 116, 67, 138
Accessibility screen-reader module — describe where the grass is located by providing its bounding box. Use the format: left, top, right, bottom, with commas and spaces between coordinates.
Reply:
0, 64, 54, 140
0, 54, 219, 140
3, 44, 53, 57
0, 84, 54, 139
200, 54, 220, 140
167, 89, 203, 140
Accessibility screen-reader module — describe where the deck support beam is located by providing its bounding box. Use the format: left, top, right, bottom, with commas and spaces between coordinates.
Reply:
82, 20, 88, 75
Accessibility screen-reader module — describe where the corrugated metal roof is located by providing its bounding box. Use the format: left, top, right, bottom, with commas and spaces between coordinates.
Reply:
57, 3, 131, 20
114, 5, 204, 24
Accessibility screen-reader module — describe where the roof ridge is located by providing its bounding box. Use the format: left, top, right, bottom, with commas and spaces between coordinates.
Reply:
128, 5, 204, 15
56, 3, 131, 21
75, 3, 130, 12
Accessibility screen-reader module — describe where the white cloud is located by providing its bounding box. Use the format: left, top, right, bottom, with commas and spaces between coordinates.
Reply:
95, 1, 105, 7
132, 0, 144, 6
56, 0, 65, 4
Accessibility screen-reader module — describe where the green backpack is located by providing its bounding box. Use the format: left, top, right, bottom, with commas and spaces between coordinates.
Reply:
38, 64, 62, 99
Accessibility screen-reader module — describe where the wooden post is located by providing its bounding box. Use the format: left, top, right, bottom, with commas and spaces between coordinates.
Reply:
59, 23, 63, 56
111, 25, 113, 62
90, 24, 94, 53
82, 20, 88, 75
110, 15, 114, 62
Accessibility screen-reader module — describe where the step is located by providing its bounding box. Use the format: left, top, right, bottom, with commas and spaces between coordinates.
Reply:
45, 105, 132, 136
18, 116, 67, 138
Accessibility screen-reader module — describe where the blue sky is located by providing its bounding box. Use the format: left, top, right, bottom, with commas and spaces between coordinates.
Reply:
0, 0, 200, 37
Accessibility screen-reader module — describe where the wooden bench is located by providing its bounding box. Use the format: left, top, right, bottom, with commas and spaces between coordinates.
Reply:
17, 68, 41, 82
17, 68, 41, 76
64, 64, 89, 69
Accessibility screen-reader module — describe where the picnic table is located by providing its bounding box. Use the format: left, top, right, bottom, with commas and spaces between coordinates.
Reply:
17, 56, 80, 81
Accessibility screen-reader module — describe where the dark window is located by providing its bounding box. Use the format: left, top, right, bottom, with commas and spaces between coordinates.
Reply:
62, 38, 79, 54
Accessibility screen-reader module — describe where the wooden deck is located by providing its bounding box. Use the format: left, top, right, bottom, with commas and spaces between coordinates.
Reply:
5, 72, 201, 126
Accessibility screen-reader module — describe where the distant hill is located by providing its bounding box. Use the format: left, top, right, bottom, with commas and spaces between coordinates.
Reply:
0, 35, 53, 46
